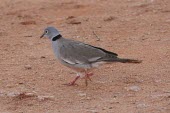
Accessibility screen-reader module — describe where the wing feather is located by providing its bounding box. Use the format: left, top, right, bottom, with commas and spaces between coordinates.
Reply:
59, 41, 105, 64
59, 39, 118, 65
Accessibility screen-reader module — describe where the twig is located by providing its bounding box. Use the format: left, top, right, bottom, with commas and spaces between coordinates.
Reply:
92, 31, 100, 41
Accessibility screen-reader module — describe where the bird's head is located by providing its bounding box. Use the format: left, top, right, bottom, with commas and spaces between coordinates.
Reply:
40, 27, 61, 41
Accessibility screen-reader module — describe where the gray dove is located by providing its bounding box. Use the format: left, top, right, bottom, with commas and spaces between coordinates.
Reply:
40, 27, 142, 86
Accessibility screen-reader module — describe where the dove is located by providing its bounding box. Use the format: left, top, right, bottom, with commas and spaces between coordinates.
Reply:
40, 27, 142, 86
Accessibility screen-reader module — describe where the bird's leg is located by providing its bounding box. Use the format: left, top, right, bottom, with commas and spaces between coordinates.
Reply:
86, 73, 93, 81
64, 76, 80, 86
84, 72, 94, 86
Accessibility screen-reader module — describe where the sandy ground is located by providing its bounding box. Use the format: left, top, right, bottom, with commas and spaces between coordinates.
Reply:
0, 0, 170, 113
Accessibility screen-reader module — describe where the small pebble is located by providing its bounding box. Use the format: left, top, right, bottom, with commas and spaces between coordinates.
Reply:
24, 65, 32, 70
86, 97, 91, 100
20, 21, 36, 25
78, 93, 86, 97
109, 107, 113, 109
126, 85, 141, 92
87, 109, 98, 113
0, 91, 5, 97
38, 95, 54, 101
6, 92, 20, 97
41, 56, 46, 58
136, 103, 148, 108
104, 16, 116, 21
67, 19, 81, 24
66, 16, 75, 20
18, 82, 24, 85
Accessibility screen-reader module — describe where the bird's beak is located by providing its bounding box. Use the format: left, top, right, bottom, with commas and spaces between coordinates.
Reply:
40, 33, 45, 38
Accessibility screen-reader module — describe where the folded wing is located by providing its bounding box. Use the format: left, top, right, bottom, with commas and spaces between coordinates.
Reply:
59, 40, 118, 65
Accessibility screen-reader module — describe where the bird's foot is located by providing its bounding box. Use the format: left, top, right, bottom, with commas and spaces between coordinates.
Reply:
63, 82, 78, 86
63, 76, 80, 86
86, 73, 93, 81
85, 73, 94, 86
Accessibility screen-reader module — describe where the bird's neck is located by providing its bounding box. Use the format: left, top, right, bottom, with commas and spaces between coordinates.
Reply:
52, 34, 62, 41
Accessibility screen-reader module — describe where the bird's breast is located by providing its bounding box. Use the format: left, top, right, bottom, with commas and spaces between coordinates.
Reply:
52, 41, 61, 59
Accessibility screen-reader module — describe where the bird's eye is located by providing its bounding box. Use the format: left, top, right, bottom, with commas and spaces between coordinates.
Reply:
45, 30, 48, 34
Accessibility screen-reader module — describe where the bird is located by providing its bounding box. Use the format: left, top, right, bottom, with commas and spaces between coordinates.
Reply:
40, 27, 142, 86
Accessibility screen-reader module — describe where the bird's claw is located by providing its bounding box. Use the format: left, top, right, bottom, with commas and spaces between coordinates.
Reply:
63, 82, 78, 86
63, 76, 80, 86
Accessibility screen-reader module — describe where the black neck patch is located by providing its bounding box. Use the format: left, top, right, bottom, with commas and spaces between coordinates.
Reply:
52, 34, 62, 41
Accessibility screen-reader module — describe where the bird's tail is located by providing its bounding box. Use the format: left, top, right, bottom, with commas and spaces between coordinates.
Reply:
115, 58, 142, 63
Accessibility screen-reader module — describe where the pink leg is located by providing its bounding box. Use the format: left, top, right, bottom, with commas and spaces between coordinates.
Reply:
86, 73, 93, 81
64, 76, 80, 86
64, 72, 94, 86
85, 73, 94, 86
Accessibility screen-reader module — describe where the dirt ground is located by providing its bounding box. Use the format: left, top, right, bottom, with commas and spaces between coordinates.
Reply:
0, 0, 170, 113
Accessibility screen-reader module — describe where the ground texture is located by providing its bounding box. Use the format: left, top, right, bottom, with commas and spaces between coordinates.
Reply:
0, 0, 170, 113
